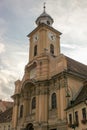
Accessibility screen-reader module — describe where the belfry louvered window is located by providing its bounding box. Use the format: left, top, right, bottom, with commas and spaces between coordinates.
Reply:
50, 44, 54, 55
34, 45, 37, 56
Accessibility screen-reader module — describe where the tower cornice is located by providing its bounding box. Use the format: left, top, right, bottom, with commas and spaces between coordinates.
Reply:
27, 23, 62, 38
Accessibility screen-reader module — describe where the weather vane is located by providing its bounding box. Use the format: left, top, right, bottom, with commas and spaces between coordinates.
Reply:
43, 2, 46, 12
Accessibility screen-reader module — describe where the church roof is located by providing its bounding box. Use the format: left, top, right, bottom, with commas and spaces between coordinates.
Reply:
66, 81, 87, 110
0, 107, 13, 123
38, 11, 53, 18
74, 81, 87, 105
0, 100, 13, 113
35, 11, 54, 24
65, 56, 87, 78
35, 3, 54, 26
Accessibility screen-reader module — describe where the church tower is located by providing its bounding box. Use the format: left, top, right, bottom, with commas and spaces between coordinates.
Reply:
28, 3, 61, 62
12, 4, 86, 130
26, 4, 61, 81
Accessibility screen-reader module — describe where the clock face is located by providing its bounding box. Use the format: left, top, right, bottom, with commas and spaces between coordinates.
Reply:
48, 32, 56, 41
33, 34, 38, 42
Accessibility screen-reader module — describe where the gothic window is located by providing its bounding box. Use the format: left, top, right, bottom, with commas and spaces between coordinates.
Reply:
82, 108, 86, 120
20, 105, 23, 118
50, 44, 54, 55
34, 45, 37, 56
32, 97, 36, 109
51, 93, 57, 109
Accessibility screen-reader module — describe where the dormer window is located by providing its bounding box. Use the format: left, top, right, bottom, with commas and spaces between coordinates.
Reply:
35, 4, 54, 26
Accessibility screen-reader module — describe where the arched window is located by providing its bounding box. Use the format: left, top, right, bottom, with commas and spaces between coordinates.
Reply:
50, 44, 54, 55
26, 123, 34, 130
20, 105, 23, 118
51, 93, 57, 109
34, 45, 37, 56
32, 97, 36, 109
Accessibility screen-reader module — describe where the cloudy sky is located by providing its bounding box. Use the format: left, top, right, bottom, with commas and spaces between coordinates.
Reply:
0, 0, 87, 101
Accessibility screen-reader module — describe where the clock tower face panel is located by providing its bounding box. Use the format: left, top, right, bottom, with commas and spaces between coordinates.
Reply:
33, 34, 39, 42
47, 30, 60, 56
48, 32, 56, 41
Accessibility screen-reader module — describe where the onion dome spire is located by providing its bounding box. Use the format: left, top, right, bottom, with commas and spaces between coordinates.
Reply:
35, 3, 54, 26
43, 2, 46, 13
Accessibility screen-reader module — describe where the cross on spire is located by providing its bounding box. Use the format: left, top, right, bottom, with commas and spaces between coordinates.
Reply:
43, 2, 46, 12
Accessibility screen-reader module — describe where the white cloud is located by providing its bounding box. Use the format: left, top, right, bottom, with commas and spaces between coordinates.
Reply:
0, 43, 5, 54
0, 18, 8, 36
70, 46, 87, 64
0, 69, 15, 100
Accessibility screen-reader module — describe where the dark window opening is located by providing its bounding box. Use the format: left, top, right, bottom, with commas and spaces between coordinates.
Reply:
50, 44, 54, 55
39, 22, 41, 25
8, 125, 10, 130
82, 108, 86, 120
26, 123, 34, 130
32, 97, 36, 109
34, 45, 37, 56
20, 105, 23, 118
47, 21, 50, 25
69, 114, 72, 125
51, 93, 57, 109
50, 129, 57, 130
75, 111, 79, 126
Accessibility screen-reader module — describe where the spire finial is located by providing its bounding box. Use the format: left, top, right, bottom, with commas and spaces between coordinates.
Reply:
43, 2, 46, 12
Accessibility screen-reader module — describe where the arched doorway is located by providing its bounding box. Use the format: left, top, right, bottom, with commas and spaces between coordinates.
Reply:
26, 123, 34, 130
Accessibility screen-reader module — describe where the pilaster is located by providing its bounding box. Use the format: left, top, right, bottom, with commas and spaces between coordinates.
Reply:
12, 95, 19, 130
22, 93, 28, 122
